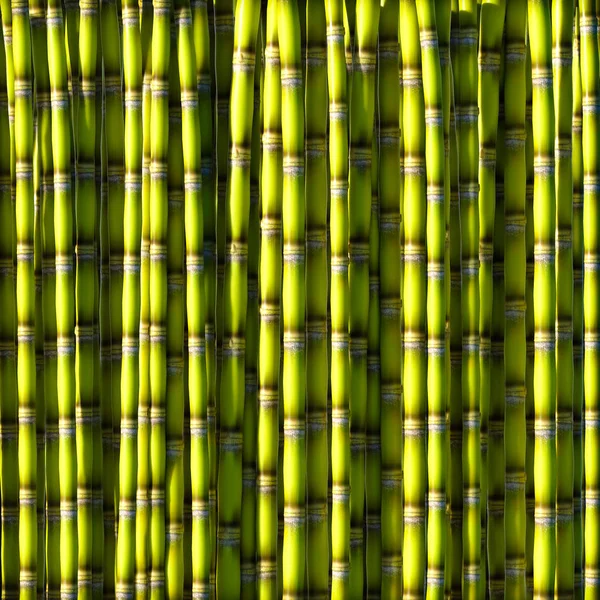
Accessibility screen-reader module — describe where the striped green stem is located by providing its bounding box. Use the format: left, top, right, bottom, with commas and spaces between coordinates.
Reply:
552, 0, 574, 595
378, 1, 402, 596
503, 0, 527, 595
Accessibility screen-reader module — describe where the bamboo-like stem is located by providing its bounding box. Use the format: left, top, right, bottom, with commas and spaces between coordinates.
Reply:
116, 0, 141, 594
581, 0, 600, 594
347, 0, 379, 594
488, 97, 505, 599
0, 12, 19, 599
325, 0, 350, 590
401, 0, 427, 596
365, 97, 380, 600
101, 0, 125, 533
65, 0, 80, 146
73, 0, 99, 597
13, 0, 37, 595
572, 9, 584, 597
305, 0, 329, 592
177, 0, 211, 595
257, 0, 281, 595
552, 0, 574, 595
378, 1, 402, 596
148, 0, 170, 595
48, 0, 78, 594
447, 4, 463, 593
165, 29, 185, 598
524, 39, 534, 600
477, 0, 505, 593
215, 0, 261, 591
503, 0, 527, 596
136, 1, 152, 597
528, 0, 556, 595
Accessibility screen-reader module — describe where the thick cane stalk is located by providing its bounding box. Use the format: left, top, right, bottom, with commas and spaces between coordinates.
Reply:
503, 0, 527, 596
528, 0, 556, 596
305, 0, 329, 593
552, 0, 574, 595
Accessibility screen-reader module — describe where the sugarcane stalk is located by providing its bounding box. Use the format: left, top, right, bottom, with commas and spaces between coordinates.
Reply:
503, 0, 527, 596
305, 0, 329, 593
148, 0, 170, 596
65, 0, 80, 144
572, 9, 584, 597
257, 0, 281, 595
136, 1, 152, 597
48, 0, 78, 594
378, 1, 402, 596
215, 0, 261, 591
0, 10, 19, 599
552, 0, 574, 595
580, 0, 600, 595
116, 0, 141, 594
528, 0, 556, 596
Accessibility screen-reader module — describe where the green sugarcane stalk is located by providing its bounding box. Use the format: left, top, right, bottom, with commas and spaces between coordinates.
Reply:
101, 0, 125, 534
378, 1, 402, 596
116, 0, 141, 594
48, 0, 78, 594
0, 11, 19, 599
176, 0, 211, 596
148, 0, 170, 596
215, 0, 261, 592
477, 0, 505, 593
325, 0, 350, 590
488, 96, 505, 599
278, 0, 306, 596
581, 0, 600, 596
74, 1, 99, 597
136, 1, 152, 597
241, 32, 261, 598
189, 0, 216, 591
257, 0, 281, 595
401, 0, 427, 596
572, 9, 584, 597
456, 0, 480, 593
365, 100, 380, 600
524, 39, 534, 600
65, 0, 80, 146
528, 0, 556, 596
416, 0, 447, 595
165, 31, 185, 598
552, 0, 574, 595
13, 0, 37, 596
347, 1, 379, 595
446, 5, 463, 594
305, 0, 329, 593
503, 0, 527, 596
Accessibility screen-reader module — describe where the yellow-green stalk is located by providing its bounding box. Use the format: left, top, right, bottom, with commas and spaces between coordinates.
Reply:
528, 0, 556, 595
378, 1, 402, 596
552, 0, 574, 595
503, 0, 527, 595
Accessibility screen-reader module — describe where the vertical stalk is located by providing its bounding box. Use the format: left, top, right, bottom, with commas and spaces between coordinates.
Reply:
528, 0, 556, 596
257, 0, 281, 595
325, 0, 350, 590
136, 1, 153, 597
0, 12, 19, 600
581, 0, 600, 595
378, 0, 402, 596
572, 9, 584, 598
215, 0, 261, 592
48, 0, 78, 594
116, 0, 141, 595
148, 0, 170, 596
552, 0, 574, 596
401, 0, 427, 596
503, 0, 527, 596
305, 0, 329, 592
